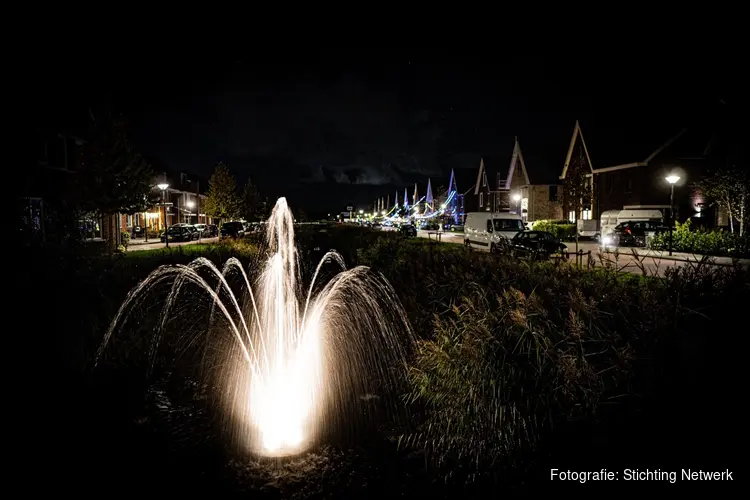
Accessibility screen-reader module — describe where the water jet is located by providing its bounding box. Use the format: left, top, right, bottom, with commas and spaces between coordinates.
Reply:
97, 198, 412, 457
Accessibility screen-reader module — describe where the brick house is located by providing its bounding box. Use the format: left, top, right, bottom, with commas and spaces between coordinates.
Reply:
124, 170, 216, 241
467, 138, 563, 223
559, 120, 722, 227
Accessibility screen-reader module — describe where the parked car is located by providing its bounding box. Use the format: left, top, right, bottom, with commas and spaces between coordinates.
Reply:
399, 224, 417, 237
193, 223, 217, 237
510, 230, 568, 260
186, 224, 200, 240
464, 212, 524, 253
160, 225, 196, 242
599, 209, 664, 245
419, 220, 440, 231
220, 221, 246, 239
605, 220, 668, 248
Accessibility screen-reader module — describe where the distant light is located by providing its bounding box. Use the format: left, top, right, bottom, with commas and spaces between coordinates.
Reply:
512, 193, 521, 201
187, 201, 195, 208
157, 183, 169, 191
665, 175, 680, 185
359, 209, 364, 214
381, 211, 385, 215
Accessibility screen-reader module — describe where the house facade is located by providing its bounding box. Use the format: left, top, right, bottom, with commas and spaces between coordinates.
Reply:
559, 121, 720, 227
467, 138, 563, 223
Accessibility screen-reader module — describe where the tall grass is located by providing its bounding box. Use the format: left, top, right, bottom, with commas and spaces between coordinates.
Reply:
357, 235, 749, 481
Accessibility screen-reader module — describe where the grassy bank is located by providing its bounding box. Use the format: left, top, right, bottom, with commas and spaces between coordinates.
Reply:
19, 226, 745, 492
356, 234, 747, 482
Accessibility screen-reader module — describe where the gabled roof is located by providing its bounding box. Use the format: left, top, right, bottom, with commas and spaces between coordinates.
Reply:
502, 137, 531, 188
473, 157, 490, 195
590, 128, 687, 174
560, 120, 594, 179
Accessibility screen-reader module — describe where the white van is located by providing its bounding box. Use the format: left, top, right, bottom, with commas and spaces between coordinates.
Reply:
464, 212, 524, 252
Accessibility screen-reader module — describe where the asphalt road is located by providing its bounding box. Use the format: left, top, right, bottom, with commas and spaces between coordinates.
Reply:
128, 230, 731, 277
415, 231, 728, 276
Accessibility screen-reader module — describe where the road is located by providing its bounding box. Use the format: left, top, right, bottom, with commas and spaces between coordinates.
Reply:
415, 231, 735, 276
127, 237, 219, 251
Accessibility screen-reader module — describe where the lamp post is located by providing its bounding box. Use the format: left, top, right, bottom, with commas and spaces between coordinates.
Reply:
665, 175, 680, 256
157, 183, 169, 248
186, 200, 195, 224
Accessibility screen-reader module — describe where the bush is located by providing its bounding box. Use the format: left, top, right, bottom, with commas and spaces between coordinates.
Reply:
531, 220, 576, 241
120, 231, 131, 248
357, 235, 748, 481
649, 219, 750, 257
404, 288, 633, 481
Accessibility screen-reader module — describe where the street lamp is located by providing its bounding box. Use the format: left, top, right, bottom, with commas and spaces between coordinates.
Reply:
186, 200, 195, 224
665, 175, 680, 256
157, 183, 169, 248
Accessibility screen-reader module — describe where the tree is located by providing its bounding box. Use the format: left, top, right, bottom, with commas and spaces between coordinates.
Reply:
241, 179, 262, 221
696, 168, 749, 236
563, 149, 591, 253
78, 116, 158, 216
204, 162, 241, 223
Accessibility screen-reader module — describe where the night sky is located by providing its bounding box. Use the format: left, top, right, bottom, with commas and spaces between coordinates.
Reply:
33, 48, 744, 215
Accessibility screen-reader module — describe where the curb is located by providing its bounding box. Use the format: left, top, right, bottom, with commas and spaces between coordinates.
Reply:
601, 250, 747, 267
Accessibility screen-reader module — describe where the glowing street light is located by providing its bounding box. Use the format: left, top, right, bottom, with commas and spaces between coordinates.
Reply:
186, 200, 195, 224
512, 192, 521, 216
157, 183, 170, 248
665, 174, 680, 256
359, 209, 364, 214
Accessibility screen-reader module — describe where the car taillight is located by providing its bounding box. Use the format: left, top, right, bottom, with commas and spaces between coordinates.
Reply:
626, 228, 631, 234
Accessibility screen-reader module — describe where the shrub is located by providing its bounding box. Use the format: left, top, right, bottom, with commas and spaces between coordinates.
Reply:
649, 219, 750, 257
531, 220, 576, 241
404, 288, 634, 481
120, 231, 131, 248
356, 236, 749, 482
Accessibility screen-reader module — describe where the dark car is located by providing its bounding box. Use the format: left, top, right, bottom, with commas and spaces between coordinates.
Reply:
611, 220, 667, 247
184, 224, 200, 240
160, 225, 195, 242
419, 221, 440, 230
194, 223, 217, 237
220, 221, 245, 239
510, 230, 568, 260
399, 224, 417, 237
202, 224, 219, 237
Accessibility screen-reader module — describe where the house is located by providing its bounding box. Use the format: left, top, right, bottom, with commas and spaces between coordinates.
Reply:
21, 128, 89, 244
558, 120, 721, 227
467, 137, 563, 223
128, 168, 216, 238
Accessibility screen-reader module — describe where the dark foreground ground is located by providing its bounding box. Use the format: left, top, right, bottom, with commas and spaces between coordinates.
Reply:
16, 232, 741, 495
19, 366, 736, 497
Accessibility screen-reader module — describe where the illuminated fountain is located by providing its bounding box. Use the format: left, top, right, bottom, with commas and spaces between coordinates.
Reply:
96, 198, 412, 456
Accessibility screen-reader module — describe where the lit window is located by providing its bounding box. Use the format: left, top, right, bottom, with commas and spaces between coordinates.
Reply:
568, 211, 575, 222
479, 193, 484, 207
582, 209, 591, 220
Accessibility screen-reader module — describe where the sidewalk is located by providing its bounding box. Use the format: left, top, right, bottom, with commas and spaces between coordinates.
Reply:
616, 247, 750, 267
128, 238, 156, 246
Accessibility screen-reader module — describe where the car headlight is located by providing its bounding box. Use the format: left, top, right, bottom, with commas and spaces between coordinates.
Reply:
602, 236, 612, 245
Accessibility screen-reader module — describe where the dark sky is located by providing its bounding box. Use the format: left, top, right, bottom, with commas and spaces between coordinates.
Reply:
33, 47, 744, 215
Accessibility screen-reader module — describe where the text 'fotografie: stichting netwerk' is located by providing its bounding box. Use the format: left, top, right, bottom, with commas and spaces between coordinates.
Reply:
551, 469, 733, 483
